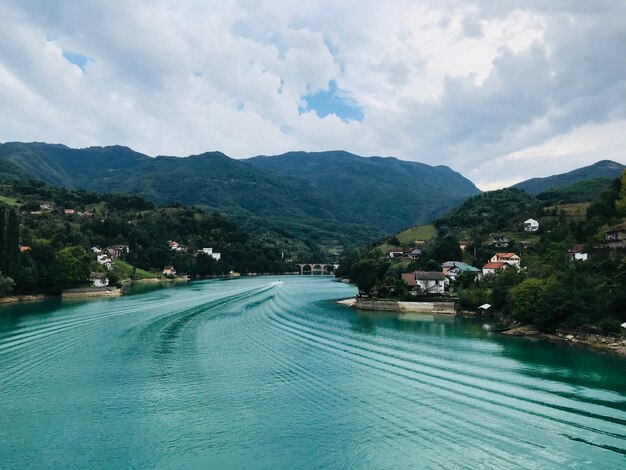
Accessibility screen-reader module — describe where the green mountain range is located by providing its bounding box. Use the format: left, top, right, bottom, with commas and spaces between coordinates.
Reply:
512, 160, 625, 194
0, 142, 479, 235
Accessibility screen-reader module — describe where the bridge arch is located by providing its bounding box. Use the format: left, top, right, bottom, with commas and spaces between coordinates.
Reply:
296, 263, 334, 275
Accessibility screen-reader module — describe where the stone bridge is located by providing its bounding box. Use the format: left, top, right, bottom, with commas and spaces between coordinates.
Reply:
296, 263, 335, 275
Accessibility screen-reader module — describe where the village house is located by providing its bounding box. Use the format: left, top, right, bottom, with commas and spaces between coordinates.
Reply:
401, 271, 448, 294
524, 218, 539, 232
198, 247, 222, 261
482, 262, 509, 276
91, 246, 102, 254
490, 234, 511, 247
490, 252, 521, 267
91, 272, 109, 288
39, 202, 53, 211
107, 245, 129, 259
441, 261, 481, 281
605, 222, 626, 249
568, 244, 588, 261
96, 253, 112, 270
163, 266, 176, 276
168, 241, 188, 253
19, 245, 31, 252
64, 209, 75, 215
405, 247, 422, 260
459, 240, 471, 252
388, 247, 404, 259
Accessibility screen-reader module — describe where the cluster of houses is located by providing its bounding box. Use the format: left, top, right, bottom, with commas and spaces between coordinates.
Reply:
566, 222, 626, 261
400, 252, 523, 294
163, 243, 222, 276
64, 208, 94, 217
167, 241, 221, 261
90, 245, 131, 287
91, 245, 130, 271
388, 247, 422, 260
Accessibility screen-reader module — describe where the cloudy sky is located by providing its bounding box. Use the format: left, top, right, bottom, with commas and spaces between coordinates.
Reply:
1, 0, 625, 189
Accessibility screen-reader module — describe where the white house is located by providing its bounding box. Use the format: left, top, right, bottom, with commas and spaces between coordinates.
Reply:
405, 248, 422, 260
524, 218, 539, 232
198, 247, 221, 261
96, 253, 112, 270
163, 266, 176, 276
605, 223, 626, 249
401, 271, 448, 294
490, 252, 521, 267
482, 262, 508, 276
91, 272, 109, 287
388, 247, 404, 259
442, 261, 481, 281
568, 244, 588, 261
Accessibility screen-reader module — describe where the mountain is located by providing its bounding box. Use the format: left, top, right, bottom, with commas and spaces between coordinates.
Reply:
434, 188, 541, 235
246, 151, 479, 232
0, 143, 480, 237
513, 160, 625, 194
535, 178, 616, 205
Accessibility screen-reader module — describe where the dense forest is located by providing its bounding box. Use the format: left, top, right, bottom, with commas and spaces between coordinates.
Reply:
337, 171, 626, 333
0, 179, 295, 296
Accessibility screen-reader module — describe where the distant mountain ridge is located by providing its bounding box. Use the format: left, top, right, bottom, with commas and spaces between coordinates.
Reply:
513, 160, 625, 194
0, 142, 480, 238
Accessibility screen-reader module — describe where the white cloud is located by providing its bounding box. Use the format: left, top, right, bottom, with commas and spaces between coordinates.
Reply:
0, 0, 625, 184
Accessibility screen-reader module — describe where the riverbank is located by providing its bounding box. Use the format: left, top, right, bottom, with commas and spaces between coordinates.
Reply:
62, 287, 124, 299
338, 297, 458, 315
0, 294, 49, 305
500, 325, 626, 357
459, 310, 626, 357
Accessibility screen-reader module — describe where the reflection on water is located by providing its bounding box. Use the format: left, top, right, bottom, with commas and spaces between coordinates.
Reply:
0, 276, 624, 469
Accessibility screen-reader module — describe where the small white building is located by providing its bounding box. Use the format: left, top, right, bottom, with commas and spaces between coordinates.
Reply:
163, 266, 176, 276
568, 244, 588, 261
96, 253, 112, 270
405, 248, 422, 260
388, 247, 404, 259
199, 247, 221, 261
524, 218, 539, 232
91, 272, 109, 287
401, 271, 448, 294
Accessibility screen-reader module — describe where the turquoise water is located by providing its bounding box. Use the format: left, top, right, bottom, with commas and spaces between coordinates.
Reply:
1, 276, 624, 469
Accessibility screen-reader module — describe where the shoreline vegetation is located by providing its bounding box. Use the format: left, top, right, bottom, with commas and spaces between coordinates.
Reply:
0, 271, 305, 305
337, 297, 626, 357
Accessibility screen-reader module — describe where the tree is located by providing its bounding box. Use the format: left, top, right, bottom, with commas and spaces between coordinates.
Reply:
430, 234, 462, 263
4, 209, 19, 277
616, 170, 626, 215
351, 259, 378, 293
58, 246, 91, 289
510, 278, 546, 323
0, 274, 14, 297
0, 207, 5, 274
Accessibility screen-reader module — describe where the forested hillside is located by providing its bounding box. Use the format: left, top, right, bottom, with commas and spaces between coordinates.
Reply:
247, 151, 479, 232
337, 173, 626, 334
0, 142, 479, 236
0, 179, 294, 297
513, 160, 625, 194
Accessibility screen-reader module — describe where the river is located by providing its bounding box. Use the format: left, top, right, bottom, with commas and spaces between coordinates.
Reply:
1, 276, 624, 468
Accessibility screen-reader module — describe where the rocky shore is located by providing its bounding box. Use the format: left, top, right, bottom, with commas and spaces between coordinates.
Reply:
500, 325, 626, 356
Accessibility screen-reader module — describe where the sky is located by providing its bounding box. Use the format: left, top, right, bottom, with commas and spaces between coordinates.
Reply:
1, 1, 626, 189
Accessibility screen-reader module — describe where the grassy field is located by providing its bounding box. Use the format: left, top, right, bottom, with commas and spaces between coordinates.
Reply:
114, 259, 160, 280
543, 202, 591, 218
0, 195, 19, 207
397, 225, 437, 244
